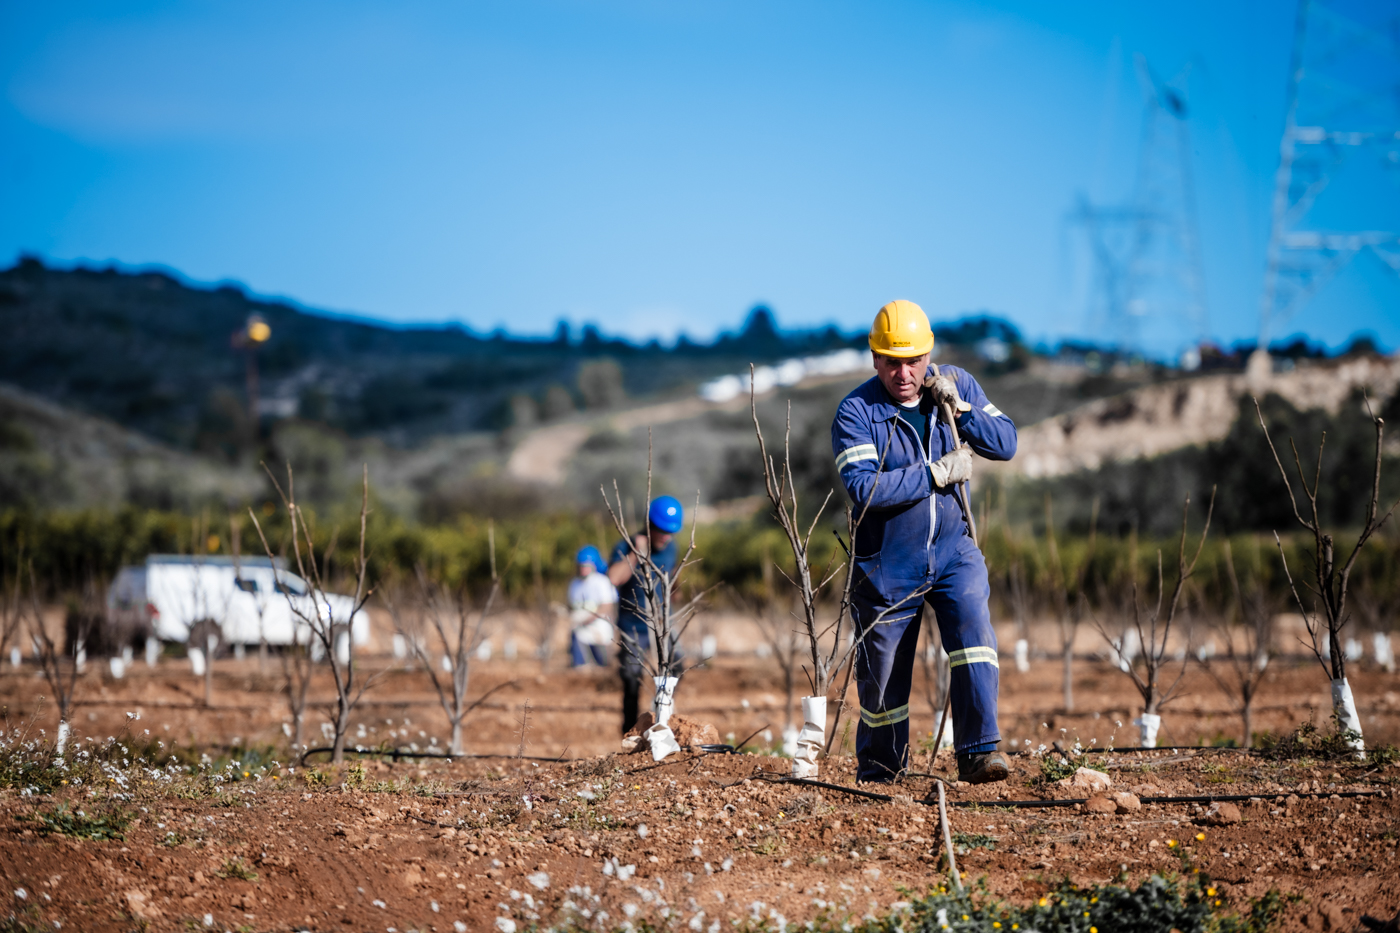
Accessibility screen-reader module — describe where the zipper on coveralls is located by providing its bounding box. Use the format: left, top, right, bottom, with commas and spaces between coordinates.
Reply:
890, 409, 937, 553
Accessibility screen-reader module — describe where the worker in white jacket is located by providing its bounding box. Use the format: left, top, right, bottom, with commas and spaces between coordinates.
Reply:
569, 545, 617, 667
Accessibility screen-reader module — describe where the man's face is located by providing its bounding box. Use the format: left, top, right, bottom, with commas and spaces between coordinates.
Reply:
872, 351, 929, 404
577, 561, 595, 578
648, 525, 675, 550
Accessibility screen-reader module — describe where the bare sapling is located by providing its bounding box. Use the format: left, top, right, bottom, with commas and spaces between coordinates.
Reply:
750, 384, 929, 777
229, 512, 271, 673
23, 564, 82, 754
1006, 560, 1031, 674
1043, 496, 1100, 713
250, 463, 376, 764
600, 434, 709, 760
1042, 498, 1077, 713
1096, 489, 1215, 747
527, 544, 558, 668
745, 551, 804, 749
1255, 397, 1398, 755
916, 623, 951, 755
1, 545, 26, 670
1198, 538, 1277, 748
383, 526, 517, 756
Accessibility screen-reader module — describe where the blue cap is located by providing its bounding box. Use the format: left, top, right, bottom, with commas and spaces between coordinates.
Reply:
647, 495, 684, 533
576, 545, 607, 573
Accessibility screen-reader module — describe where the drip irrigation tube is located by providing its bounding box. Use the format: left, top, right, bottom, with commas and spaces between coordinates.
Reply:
765, 775, 1386, 809
299, 747, 576, 764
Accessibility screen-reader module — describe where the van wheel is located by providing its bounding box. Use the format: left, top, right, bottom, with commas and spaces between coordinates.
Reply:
188, 620, 227, 659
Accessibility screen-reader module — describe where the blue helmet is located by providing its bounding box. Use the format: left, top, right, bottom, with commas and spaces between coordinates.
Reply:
647, 495, 684, 533
576, 545, 607, 573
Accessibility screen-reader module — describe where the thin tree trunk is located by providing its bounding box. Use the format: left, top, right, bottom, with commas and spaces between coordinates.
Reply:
1242, 697, 1254, 750
329, 689, 353, 763
783, 663, 794, 734
450, 719, 463, 756
1062, 638, 1074, 713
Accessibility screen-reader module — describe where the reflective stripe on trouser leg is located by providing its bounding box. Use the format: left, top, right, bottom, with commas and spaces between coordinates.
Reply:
925, 536, 1001, 753
851, 587, 923, 782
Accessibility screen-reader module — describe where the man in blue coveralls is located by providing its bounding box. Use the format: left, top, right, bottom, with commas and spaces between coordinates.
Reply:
608, 495, 686, 734
831, 299, 1017, 784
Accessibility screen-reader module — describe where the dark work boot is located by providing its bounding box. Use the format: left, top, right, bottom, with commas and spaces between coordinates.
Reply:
956, 750, 1009, 784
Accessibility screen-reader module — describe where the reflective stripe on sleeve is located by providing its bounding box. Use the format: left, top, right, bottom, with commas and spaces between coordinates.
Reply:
948, 646, 1000, 669
982, 402, 1005, 418
859, 703, 910, 728
835, 443, 879, 471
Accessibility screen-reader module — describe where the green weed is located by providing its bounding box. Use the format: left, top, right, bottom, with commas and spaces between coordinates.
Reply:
216, 857, 258, 881
1037, 754, 1106, 783
952, 832, 997, 852
25, 802, 131, 841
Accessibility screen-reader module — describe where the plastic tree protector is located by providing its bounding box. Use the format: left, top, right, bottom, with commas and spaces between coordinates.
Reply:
1332, 678, 1365, 754
1134, 712, 1161, 747
1014, 639, 1030, 673
1374, 633, 1395, 673
791, 696, 826, 778
645, 675, 682, 762
55, 721, 69, 756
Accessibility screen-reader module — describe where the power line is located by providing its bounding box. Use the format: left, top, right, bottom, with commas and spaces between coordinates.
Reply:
1257, 0, 1400, 347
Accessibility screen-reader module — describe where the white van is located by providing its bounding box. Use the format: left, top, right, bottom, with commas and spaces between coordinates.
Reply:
107, 555, 370, 653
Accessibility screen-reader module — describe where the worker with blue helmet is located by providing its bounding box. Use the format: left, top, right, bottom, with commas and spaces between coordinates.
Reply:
832, 300, 1018, 785
569, 545, 617, 667
608, 495, 685, 732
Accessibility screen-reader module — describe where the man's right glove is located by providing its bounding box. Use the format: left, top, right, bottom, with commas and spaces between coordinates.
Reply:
924, 374, 972, 413
929, 445, 973, 488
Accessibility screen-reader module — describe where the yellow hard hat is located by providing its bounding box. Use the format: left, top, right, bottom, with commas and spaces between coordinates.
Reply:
868, 299, 934, 358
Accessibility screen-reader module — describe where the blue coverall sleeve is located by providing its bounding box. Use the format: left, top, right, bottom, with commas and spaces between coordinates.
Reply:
831, 399, 932, 510
948, 368, 1017, 461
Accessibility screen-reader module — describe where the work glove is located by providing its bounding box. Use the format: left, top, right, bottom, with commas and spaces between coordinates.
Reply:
929, 445, 973, 488
924, 374, 972, 413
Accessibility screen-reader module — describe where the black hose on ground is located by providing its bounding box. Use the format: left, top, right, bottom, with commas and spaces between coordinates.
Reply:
761, 774, 1386, 809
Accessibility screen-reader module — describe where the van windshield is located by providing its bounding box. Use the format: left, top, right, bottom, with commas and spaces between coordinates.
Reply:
235, 578, 259, 593
274, 576, 307, 596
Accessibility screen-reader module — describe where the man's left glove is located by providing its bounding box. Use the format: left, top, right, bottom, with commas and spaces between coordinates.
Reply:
929, 445, 973, 488
924, 374, 972, 413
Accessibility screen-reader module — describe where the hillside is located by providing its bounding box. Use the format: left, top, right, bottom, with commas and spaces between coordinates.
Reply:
0, 258, 860, 449
0, 383, 260, 511
11, 256, 1390, 532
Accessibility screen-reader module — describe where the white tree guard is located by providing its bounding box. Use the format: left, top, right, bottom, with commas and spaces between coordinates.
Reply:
644, 722, 681, 761
188, 647, 207, 677
652, 676, 679, 726
791, 696, 826, 778
642, 675, 683, 761
1014, 639, 1030, 673
1331, 678, 1365, 754
55, 721, 70, 756
1134, 712, 1161, 747
1373, 633, 1395, 673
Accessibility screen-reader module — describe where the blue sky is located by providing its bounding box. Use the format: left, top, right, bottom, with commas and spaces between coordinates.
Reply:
2, 0, 1396, 356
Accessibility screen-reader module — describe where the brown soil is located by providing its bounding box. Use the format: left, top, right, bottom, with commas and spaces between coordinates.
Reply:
1, 650, 1397, 932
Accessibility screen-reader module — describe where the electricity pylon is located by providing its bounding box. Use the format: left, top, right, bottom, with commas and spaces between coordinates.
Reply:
1257, 0, 1400, 346
1070, 56, 1209, 356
